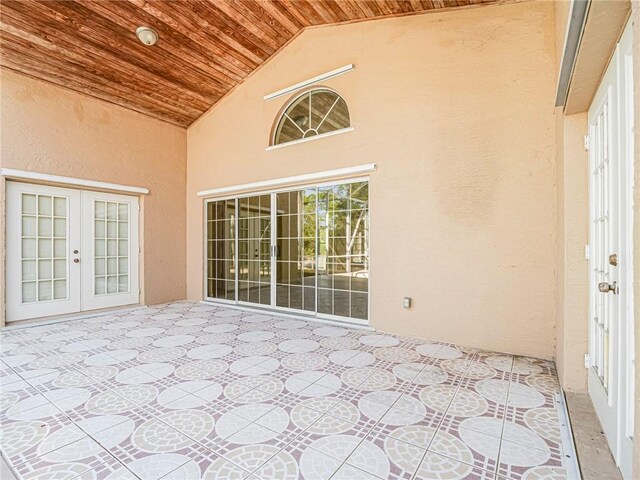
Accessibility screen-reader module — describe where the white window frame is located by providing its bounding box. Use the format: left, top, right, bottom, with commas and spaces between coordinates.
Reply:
202, 176, 371, 327
270, 87, 351, 149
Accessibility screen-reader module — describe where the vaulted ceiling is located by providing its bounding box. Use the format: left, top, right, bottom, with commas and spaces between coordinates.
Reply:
1, 0, 501, 127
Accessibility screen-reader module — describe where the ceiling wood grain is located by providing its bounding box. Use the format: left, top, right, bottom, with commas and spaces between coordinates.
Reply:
1, 0, 502, 127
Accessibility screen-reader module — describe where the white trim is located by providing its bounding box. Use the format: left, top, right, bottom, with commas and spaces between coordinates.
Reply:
554, 0, 590, 107
197, 163, 375, 198
3, 305, 146, 330
267, 126, 354, 151
263, 64, 354, 101
203, 176, 369, 201
0, 168, 149, 195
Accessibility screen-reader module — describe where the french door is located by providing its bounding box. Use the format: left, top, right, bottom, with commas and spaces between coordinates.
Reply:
587, 20, 634, 479
6, 182, 140, 322
205, 179, 369, 324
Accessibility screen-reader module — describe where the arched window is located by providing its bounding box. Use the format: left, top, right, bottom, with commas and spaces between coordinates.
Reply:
272, 88, 350, 146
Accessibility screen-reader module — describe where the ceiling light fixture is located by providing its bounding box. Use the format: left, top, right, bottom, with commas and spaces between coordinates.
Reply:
136, 26, 158, 46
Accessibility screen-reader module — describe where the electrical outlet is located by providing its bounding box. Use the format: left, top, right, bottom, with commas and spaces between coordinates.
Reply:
584, 353, 590, 369
403, 297, 412, 309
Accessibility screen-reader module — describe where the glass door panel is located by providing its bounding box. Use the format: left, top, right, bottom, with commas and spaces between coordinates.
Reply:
206, 199, 236, 301
238, 194, 271, 305
93, 200, 130, 296
317, 181, 369, 320
275, 188, 316, 312
7, 182, 81, 322
80, 190, 139, 311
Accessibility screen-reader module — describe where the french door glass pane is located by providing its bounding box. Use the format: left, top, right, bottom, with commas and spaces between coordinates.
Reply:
276, 189, 316, 312
94, 201, 129, 295
21, 193, 68, 303
206, 199, 237, 300
317, 181, 369, 320
238, 195, 270, 305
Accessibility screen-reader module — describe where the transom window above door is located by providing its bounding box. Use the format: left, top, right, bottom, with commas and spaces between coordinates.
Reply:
272, 88, 350, 146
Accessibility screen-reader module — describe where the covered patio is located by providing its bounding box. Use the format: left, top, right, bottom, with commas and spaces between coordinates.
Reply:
0, 0, 639, 479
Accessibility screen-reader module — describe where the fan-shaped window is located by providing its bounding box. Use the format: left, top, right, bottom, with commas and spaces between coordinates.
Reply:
272, 89, 350, 146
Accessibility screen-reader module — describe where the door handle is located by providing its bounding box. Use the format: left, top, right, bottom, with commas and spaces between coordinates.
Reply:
598, 281, 618, 294
73, 258, 80, 264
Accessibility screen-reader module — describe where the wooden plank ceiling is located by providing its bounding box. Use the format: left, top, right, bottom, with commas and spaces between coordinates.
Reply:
1, 0, 500, 127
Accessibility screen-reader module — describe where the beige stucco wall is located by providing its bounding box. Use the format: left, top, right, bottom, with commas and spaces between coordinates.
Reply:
553, 0, 568, 391
632, 1, 639, 474
553, 0, 590, 393
0, 70, 187, 323
554, 112, 589, 393
187, 1, 558, 359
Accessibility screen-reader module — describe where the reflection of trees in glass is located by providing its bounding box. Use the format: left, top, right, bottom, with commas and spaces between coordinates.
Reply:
274, 89, 350, 145
303, 191, 316, 258
317, 182, 369, 273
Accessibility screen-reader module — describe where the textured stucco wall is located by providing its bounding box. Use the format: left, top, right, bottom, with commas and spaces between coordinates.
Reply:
553, 0, 590, 393
555, 112, 589, 393
187, 1, 558, 359
633, 1, 639, 475
554, 108, 566, 385
0, 70, 187, 323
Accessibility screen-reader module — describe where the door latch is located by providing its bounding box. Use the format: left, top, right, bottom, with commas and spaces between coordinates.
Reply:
598, 281, 619, 294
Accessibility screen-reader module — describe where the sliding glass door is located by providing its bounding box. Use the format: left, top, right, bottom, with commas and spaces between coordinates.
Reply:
206, 199, 236, 301
238, 195, 272, 305
205, 179, 369, 323
317, 181, 369, 320
275, 188, 316, 313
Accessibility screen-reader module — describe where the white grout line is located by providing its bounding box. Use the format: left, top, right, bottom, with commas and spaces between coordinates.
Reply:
555, 390, 583, 480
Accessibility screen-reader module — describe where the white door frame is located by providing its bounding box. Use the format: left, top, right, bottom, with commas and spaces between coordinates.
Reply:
616, 20, 634, 478
587, 19, 634, 479
203, 176, 371, 326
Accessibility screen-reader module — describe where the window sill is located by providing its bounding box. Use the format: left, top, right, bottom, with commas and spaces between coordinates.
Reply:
266, 127, 354, 151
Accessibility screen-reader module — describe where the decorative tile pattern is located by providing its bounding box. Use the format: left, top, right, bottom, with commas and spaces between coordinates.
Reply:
0, 302, 568, 479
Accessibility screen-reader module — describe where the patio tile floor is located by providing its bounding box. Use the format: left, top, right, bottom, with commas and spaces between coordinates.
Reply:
0, 302, 569, 479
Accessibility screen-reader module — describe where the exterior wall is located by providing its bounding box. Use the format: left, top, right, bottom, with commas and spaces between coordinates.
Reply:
555, 112, 589, 392
553, 0, 590, 393
0, 70, 187, 323
554, 110, 566, 384
553, 0, 568, 391
632, 1, 640, 475
187, 1, 558, 359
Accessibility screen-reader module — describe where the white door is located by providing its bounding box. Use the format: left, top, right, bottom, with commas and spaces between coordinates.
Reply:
587, 20, 634, 480
6, 182, 140, 322
7, 182, 81, 321
81, 190, 139, 311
